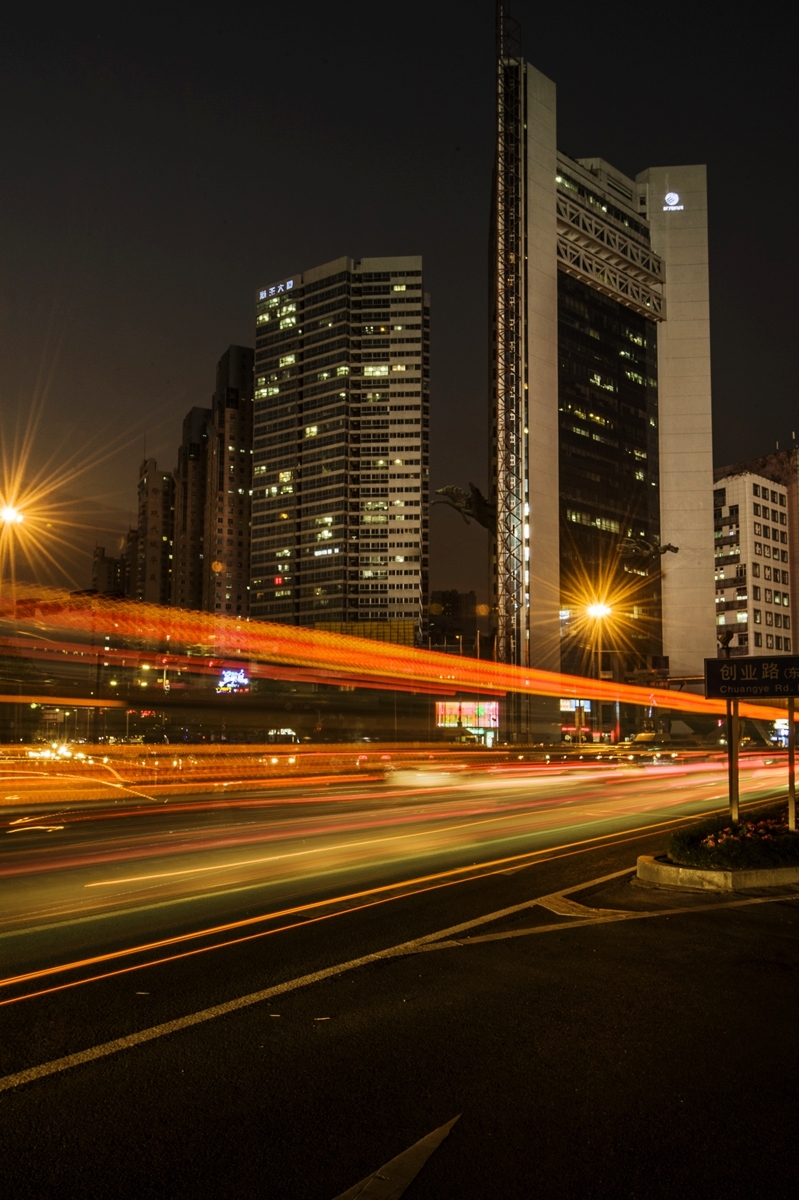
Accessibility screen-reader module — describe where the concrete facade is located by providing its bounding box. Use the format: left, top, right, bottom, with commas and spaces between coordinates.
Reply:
713, 471, 792, 655
715, 447, 799, 644
524, 65, 561, 671
638, 165, 716, 677
492, 57, 717, 685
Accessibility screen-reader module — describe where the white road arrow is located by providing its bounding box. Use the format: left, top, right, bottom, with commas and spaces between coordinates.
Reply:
332, 1114, 461, 1200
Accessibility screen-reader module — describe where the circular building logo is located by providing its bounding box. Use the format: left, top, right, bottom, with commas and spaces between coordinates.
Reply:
664, 192, 680, 207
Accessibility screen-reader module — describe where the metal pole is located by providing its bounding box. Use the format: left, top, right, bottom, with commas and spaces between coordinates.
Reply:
596, 625, 603, 741
788, 696, 796, 832
728, 699, 739, 822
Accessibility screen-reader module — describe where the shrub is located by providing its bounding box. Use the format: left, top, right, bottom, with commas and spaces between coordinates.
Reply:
667, 803, 799, 870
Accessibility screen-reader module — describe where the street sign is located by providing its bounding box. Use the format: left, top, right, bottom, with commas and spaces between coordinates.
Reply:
705, 656, 799, 699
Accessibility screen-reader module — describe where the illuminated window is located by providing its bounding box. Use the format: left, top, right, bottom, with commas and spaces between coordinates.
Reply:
305, 426, 318, 438
279, 354, 296, 367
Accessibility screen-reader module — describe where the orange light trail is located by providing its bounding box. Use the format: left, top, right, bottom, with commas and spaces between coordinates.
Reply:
1, 584, 792, 720
0, 805, 740, 1006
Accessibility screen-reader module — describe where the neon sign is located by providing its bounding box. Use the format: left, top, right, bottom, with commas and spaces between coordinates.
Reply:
216, 669, 249, 694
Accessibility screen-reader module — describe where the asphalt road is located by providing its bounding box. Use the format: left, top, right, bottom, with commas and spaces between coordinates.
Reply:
1, 760, 798, 1197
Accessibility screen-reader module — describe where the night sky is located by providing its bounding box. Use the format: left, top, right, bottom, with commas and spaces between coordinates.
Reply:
1, 2, 795, 594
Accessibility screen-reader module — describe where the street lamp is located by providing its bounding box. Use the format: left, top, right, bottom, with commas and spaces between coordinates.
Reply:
586, 603, 612, 673
587, 602, 612, 742
1, 506, 23, 525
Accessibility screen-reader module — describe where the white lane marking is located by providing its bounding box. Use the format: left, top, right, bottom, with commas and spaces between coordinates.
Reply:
0, 866, 796, 1095
332, 1114, 460, 1200
536, 893, 628, 918
431, 892, 799, 949
0, 869, 633, 1092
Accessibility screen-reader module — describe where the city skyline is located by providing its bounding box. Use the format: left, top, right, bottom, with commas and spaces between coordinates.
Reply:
1, 3, 795, 599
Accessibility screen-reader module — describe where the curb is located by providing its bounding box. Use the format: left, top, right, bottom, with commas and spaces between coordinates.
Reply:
636, 855, 799, 892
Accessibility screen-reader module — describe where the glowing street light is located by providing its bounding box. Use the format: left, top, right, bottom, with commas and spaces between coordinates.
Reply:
587, 601, 613, 741
1, 505, 23, 525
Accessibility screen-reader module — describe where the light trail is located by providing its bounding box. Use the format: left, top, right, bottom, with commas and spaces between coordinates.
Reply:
0, 805, 755, 1006
0, 756, 786, 1009
1, 583, 793, 718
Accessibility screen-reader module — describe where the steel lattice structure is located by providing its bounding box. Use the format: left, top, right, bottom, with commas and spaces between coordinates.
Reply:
492, 1, 526, 667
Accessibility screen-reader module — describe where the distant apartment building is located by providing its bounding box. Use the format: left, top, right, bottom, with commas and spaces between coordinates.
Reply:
250, 255, 429, 644
716, 446, 799, 648
91, 546, 124, 595
713, 472, 791, 656
136, 460, 175, 604
200, 346, 254, 616
171, 405, 211, 609
121, 528, 138, 598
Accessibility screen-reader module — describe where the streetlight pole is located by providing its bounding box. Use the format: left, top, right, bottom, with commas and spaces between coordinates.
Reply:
587, 603, 611, 744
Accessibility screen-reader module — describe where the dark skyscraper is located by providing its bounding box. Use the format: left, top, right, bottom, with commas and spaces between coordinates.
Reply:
135, 459, 174, 604
200, 346, 254, 616
171, 405, 212, 610
250, 255, 429, 644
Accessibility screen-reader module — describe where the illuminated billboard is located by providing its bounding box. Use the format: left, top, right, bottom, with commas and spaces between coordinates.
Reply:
436, 701, 499, 729
216, 669, 249, 694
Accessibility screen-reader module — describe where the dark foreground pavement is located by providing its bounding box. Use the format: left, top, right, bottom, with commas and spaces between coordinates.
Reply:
2, 827, 799, 1199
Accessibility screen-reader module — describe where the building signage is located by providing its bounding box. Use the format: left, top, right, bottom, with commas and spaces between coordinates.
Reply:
663, 192, 684, 211
216, 668, 250, 694
436, 701, 499, 729
259, 279, 295, 300
705, 656, 799, 698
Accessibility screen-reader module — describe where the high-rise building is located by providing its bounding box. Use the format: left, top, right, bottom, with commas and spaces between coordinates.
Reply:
135, 460, 174, 603
715, 446, 799, 644
91, 546, 124, 595
490, 6, 715, 682
121, 528, 138, 598
200, 346, 254, 616
712, 473, 792, 655
171, 405, 212, 610
250, 255, 429, 643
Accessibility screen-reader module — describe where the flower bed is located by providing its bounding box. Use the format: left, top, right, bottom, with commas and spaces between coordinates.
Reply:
668, 803, 799, 870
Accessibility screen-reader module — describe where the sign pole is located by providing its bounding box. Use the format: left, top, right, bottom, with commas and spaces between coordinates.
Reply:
789, 696, 796, 832
705, 656, 799, 828
728, 699, 739, 822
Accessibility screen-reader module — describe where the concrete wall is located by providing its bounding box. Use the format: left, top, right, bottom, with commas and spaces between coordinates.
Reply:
638, 165, 716, 677
524, 64, 560, 671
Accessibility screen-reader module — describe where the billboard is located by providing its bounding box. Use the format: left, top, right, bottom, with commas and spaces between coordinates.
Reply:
436, 701, 499, 729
